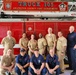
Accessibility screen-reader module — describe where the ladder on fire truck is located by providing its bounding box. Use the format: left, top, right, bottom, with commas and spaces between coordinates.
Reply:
0, 1, 76, 18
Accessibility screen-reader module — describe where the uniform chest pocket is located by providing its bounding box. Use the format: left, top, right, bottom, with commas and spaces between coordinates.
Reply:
49, 59, 53, 63
58, 39, 62, 43
5, 59, 9, 63
19, 58, 23, 62
34, 59, 41, 65
49, 58, 56, 64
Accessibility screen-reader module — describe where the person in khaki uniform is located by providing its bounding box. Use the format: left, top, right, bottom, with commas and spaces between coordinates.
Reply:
0, 49, 15, 75
45, 28, 56, 51
1, 30, 16, 55
56, 31, 67, 73
19, 33, 29, 52
28, 34, 38, 57
38, 33, 47, 56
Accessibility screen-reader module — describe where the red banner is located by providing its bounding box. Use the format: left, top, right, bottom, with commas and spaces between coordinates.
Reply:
3, 1, 68, 11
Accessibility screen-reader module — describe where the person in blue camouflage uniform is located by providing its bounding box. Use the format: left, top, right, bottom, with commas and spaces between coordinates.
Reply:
46, 48, 60, 75
15, 48, 30, 75
67, 26, 76, 74
29, 48, 47, 75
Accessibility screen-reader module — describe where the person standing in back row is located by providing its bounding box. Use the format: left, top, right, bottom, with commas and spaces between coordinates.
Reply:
67, 26, 76, 74
1, 30, 16, 55
38, 33, 47, 56
19, 33, 29, 52
28, 34, 38, 57
57, 31, 67, 73
45, 28, 56, 52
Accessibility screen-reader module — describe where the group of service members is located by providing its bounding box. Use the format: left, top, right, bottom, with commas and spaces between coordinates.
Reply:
0, 25, 76, 75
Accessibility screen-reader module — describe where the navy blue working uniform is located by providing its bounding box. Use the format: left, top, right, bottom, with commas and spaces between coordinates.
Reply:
67, 32, 76, 71
15, 54, 29, 75
29, 54, 47, 75
46, 54, 60, 75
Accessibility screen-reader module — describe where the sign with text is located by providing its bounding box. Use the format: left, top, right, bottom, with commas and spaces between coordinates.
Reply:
3, 0, 68, 11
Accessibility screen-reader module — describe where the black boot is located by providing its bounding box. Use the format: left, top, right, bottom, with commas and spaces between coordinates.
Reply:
8, 72, 11, 75
71, 71, 76, 75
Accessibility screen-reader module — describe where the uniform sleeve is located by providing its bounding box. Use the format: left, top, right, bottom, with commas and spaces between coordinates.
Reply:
53, 34, 56, 42
45, 34, 48, 40
1, 38, 5, 46
19, 39, 22, 46
56, 56, 59, 65
41, 56, 44, 63
28, 41, 31, 47
27, 38, 29, 45
16, 55, 20, 63
35, 40, 38, 48
75, 34, 76, 43
1, 56, 5, 65
62, 38, 67, 47
46, 55, 49, 63
30, 56, 33, 63
12, 55, 15, 64
43, 39, 47, 46
13, 38, 16, 46
27, 55, 30, 63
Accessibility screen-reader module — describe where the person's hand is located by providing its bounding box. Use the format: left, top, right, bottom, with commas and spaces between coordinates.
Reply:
24, 47, 28, 51
30, 48, 34, 53
31, 50, 34, 53
37, 69, 41, 75
49, 69, 54, 74
8, 66, 12, 72
34, 69, 38, 74
74, 45, 76, 49
22, 69, 25, 73
61, 52, 64, 56
19, 66, 23, 70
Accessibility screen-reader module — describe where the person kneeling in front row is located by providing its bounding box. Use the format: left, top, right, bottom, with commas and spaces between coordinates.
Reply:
0, 49, 15, 75
15, 48, 30, 75
29, 48, 47, 75
46, 48, 60, 75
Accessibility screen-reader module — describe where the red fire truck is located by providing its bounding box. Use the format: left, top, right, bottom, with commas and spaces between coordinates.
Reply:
0, 19, 76, 55
0, 0, 76, 56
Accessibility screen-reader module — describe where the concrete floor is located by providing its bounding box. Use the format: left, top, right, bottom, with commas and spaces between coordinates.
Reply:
59, 65, 73, 75
0, 58, 73, 75
60, 70, 73, 75
0, 64, 73, 75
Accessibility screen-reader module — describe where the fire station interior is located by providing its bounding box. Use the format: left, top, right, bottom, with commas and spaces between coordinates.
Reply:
0, 20, 76, 75
0, 0, 76, 75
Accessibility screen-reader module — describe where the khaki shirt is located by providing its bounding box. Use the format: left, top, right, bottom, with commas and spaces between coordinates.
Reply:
19, 38, 28, 48
28, 40, 38, 50
1, 36, 16, 50
1, 55, 15, 67
45, 33, 56, 48
38, 37, 47, 49
57, 36, 67, 51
